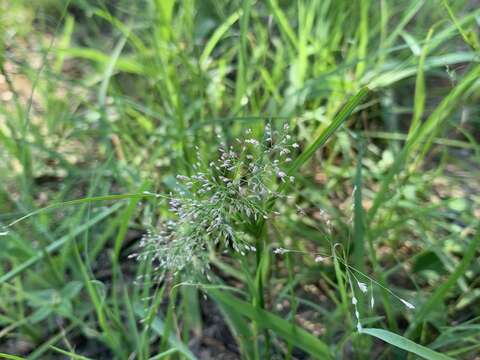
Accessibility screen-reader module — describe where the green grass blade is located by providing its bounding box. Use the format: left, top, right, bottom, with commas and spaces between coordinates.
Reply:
368, 52, 477, 88
368, 64, 480, 222
199, 10, 241, 69
405, 227, 480, 338
72, 243, 122, 356
180, 286, 203, 342
353, 139, 366, 272
122, 286, 141, 352
214, 299, 256, 359
355, 0, 370, 78
383, 1, 424, 49
208, 289, 332, 359
234, 0, 252, 109
54, 15, 74, 73
113, 187, 150, 261
4, 192, 156, 229
27, 324, 77, 360
442, 0, 479, 51
134, 303, 198, 360
49, 346, 94, 360
93, 9, 147, 53
58, 47, 144, 74
287, 87, 369, 177
408, 28, 433, 138
415, 63, 480, 162
0, 353, 26, 360
148, 348, 179, 360
98, 33, 129, 107
267, 0, 297, 48
362, 328, 453, 360
0, 203, 123, 284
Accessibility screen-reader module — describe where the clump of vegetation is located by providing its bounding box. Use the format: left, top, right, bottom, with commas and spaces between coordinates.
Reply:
1, 1, 479, 359
133, 125, 298, 276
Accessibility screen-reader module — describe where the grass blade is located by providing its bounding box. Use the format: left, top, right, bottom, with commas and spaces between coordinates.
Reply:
134, 303, 198, 360
267, 0, 297, 48
58, 47, 144, 74
4, 192, 156, 229
148, 348, 179, 360
362, 328, 453, 360
368, 64, 480, 222
98, 33, 129, 107
214, 299, 256, 359
383, 1, 424, 49
405, 227, 480, 338
442, 0, 479, 51
199, 11, 241, 69
49, 346, 94, 360
0, 353, 26, 360
287, 87, 369, 177
353, 138, 366, 272
408, 28, 433, 139
0, 203, 123, 284
208, 289, 332, 359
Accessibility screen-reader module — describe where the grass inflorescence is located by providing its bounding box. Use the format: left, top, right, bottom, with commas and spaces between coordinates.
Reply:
132, 125, 299, 276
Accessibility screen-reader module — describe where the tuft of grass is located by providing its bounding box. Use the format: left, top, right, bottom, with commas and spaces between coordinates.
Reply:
1, 1, 479, 359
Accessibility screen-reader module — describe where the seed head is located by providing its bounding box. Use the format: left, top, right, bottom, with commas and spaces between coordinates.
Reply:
134, 124, 298, 276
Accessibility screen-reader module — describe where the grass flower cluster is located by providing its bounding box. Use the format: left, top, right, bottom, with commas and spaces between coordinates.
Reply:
273, 244, 417, 334
132, 124, 299, 275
